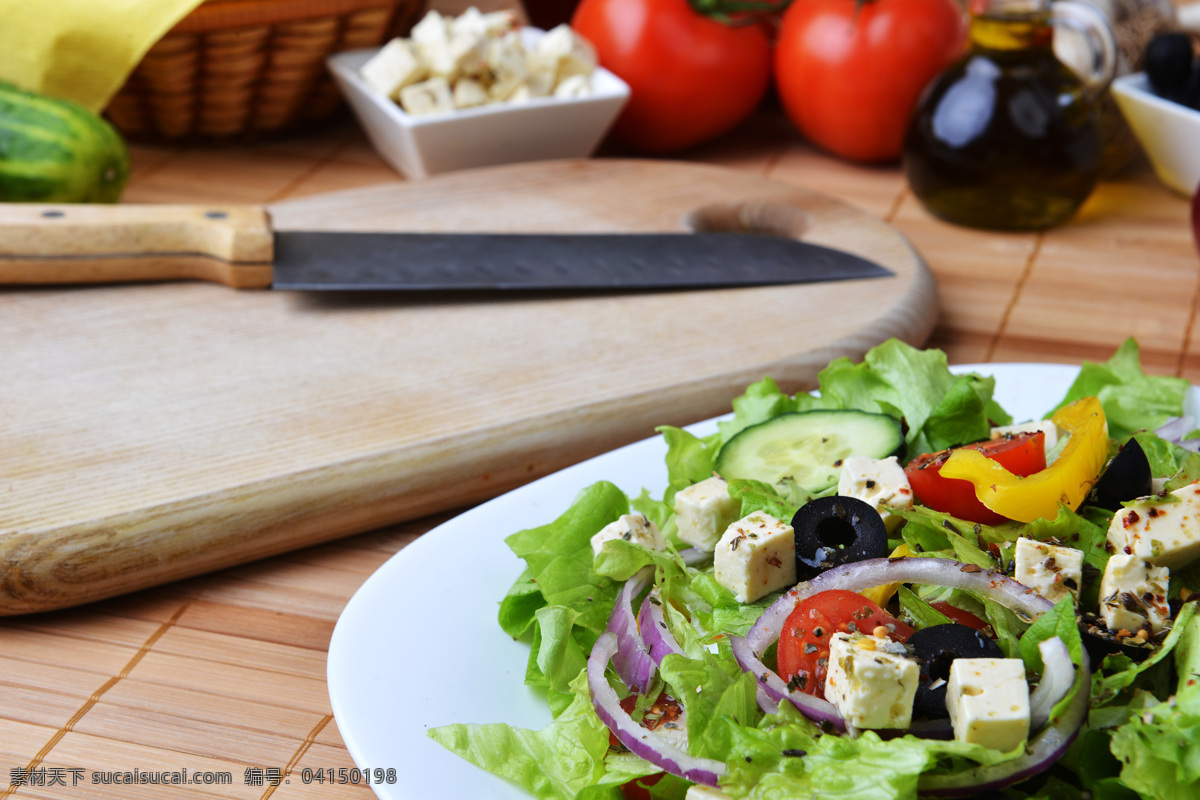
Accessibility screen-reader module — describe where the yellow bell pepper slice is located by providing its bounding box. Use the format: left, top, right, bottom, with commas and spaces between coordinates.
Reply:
937, 396, 1109, 523
861, 543, 912, 606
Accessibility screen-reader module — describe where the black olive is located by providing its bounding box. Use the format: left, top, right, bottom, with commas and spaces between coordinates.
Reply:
1144, 33, 1195, 101
791, 495, 888, 580
1088, 438, 1152, 512
907, 623, 1004, 719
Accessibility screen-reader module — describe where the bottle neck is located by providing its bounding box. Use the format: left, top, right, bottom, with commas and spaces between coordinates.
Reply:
968, 9, 1054, 52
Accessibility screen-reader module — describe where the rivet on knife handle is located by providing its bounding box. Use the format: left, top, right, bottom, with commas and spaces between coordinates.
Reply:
0, 204, 274, 288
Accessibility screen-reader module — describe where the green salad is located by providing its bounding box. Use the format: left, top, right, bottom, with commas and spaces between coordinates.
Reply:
429, 338, 1200, 800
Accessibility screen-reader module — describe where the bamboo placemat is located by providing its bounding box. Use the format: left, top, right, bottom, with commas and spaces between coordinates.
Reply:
2, 103, 1198, 799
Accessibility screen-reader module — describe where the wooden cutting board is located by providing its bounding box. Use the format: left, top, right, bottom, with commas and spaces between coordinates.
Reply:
0, 158, 936, 615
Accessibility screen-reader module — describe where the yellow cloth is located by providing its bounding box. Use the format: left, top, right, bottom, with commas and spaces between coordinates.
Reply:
0, 0, 206, 111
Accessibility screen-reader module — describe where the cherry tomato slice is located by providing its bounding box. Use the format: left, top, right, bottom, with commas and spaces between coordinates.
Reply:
777, 590, 914, 697
903, 432, 1046, 525
930, 601, 993, 635
609, 693, 674, 797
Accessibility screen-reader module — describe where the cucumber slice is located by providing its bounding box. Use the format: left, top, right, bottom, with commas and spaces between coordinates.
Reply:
714, 409, 904, 495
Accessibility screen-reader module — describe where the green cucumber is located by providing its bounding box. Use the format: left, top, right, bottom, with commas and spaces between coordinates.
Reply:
0, 81, 130, 203
714, 409, 904, 495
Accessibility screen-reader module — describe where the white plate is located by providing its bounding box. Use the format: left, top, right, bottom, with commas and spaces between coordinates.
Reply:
326, 363, 1192, 799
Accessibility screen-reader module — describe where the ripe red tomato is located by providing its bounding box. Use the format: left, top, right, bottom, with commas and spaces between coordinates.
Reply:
571, 0, 772, 153
904, 432, 1047, 525
777, 590, 914, 697
773, 0, 967, 162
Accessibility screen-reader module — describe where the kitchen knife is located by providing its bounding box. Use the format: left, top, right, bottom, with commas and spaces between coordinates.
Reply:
0, 203, 892, 290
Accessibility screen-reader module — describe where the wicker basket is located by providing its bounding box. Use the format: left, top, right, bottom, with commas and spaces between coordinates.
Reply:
105, 0, 427, 140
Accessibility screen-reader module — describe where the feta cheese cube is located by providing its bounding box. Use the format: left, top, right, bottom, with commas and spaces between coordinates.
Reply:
452, 77, 490, 109
836, 456, 913, 533
946, 658, 1030, 752
713, 512, 797, 603
507, 83, 537, 104
686, 786, 734, 800
991, 420, 1059, 454
824, 632, 919, 730
398, 77, 455, 116
360, 38, 427, 100
1099, 553, 1171, 634
1013, 537, 1083, 605
554, 73, 592, 98
485, 31, 528, 100
410, 10, 451, 53
673, 476, 741, 551
530, 24, 597, 85
590, 513, 665, 557
450, 7, 518, 39
523, 68, 557, 98
364, 9, 597, 114
411, 10, 484, 81
1107, 481, 1200, 570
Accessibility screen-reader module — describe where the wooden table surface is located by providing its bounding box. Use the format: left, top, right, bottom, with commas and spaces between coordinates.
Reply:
2, 94, 1198, 799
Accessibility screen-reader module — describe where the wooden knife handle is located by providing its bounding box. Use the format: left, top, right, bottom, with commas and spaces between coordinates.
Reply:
0, 204, 275, 288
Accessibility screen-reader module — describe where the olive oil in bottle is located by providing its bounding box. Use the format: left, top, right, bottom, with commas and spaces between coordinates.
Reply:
903, 1, 1116, 231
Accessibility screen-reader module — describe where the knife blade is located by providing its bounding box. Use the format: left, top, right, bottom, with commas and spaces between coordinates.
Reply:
0, 203, 892, 290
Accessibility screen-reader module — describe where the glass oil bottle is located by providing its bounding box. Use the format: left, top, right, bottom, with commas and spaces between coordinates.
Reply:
903, 0, 1117, 231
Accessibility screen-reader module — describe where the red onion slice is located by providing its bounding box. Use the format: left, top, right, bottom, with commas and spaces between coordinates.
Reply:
638, 590, 685, 666
729, 557, 1088, 794
731, 559, 1058, 735
1156, 416, 1200, 452
918, 643, 1090, 797
729, 635, 845, 731
587, 631, 725, 786
609, 567, 656, 693
1028, 636, 1075, 731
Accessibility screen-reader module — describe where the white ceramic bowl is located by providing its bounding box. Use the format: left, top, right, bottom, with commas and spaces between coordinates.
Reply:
327, 28, 630, 180
1111, 72, 1200, 198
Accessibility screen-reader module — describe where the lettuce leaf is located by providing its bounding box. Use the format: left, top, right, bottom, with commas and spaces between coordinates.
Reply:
727, 479, 801, 523
717, 704, 1021, 800
1049, 338, 1189, 440
657, 426, 721, 506
658, 653, 763, 762
429, 671, 632, 800
816, 339, 1009, 458
1019, 598, 1083, 674
1110, 612, 1200, 798
500, 566, 548, 638
1093, 603, 1199, 707
505, 481, 629, 634
716, 376, 809, 445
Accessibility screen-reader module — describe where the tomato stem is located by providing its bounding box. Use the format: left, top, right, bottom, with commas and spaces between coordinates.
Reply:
687, 0, 788, 25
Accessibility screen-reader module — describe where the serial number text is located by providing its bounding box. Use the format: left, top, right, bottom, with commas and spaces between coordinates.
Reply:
300, 767, 398, 784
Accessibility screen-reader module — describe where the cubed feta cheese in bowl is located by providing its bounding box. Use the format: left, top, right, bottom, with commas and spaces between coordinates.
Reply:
328, 10, 630, 179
